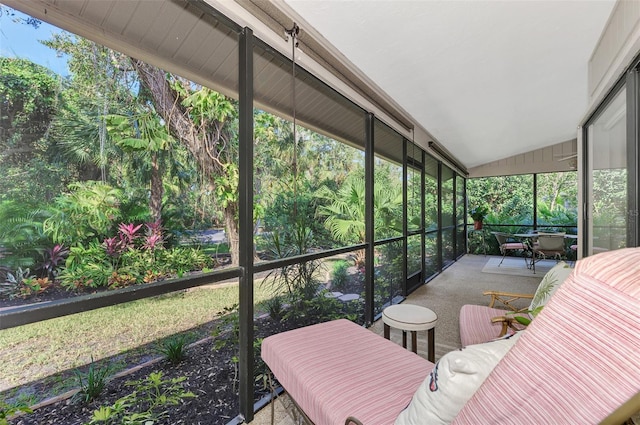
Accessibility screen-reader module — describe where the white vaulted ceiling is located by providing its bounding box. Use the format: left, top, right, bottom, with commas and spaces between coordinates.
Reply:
281, 0, 616, 168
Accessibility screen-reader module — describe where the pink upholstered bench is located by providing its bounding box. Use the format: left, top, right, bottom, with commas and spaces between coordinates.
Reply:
261, 319, 433, 425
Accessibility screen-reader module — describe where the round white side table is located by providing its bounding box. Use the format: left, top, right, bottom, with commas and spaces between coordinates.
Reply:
382, 304, 437, 362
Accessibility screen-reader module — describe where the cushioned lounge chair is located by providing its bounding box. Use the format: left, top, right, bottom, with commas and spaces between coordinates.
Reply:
262, 248, 640, 425
459, 261, 573, 346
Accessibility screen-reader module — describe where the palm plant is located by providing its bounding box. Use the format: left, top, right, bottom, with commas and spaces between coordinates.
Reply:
0, 201, 50, 274
106, 106, 178, 223
316, 173, 402, 265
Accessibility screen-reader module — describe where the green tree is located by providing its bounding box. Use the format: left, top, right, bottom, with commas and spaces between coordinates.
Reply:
43, 32, 137, 183
0, 58, 71, 203
254, 112, 362, 248
130, 60, 241, 264
316, 169, 402, 265
106, 107, 176, 223
537, 172, 578, 213
44, 34, 212, 231
0, 57, 58, 161
467, 175, 534, 225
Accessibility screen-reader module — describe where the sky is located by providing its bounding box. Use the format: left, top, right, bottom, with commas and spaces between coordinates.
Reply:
0, 6, 69, 75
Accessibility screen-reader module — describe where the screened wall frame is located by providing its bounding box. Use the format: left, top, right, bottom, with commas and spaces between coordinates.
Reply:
466, 172, 577, 256
581, 57, 640, 258
404, 139, 426, 295
423, 153, 442, 282
0, 3, 473, 424
456, 174, 467, 259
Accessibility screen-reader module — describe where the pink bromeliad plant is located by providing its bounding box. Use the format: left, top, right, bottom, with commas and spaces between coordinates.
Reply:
118, 223, 143, 246
145, 220, 163, 237
103, 236, 125, 257
142, 234, 163, 251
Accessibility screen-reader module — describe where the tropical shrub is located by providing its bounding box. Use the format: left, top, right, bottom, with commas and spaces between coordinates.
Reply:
262, 228, 323, 301
0, 201, 50, 273
316, 171, 402, 265
57, 221, 211, 291
44, 181, 124, 247
261, 190, 332, 248
40, 244, 70, 279
0, 268, 51, 299
73, 358, 113, 404
331, 260, 349, 291
264, 295, 285, 322
154, 335, 191, 364
157, 247, 212, 277
58, 242, 113, 289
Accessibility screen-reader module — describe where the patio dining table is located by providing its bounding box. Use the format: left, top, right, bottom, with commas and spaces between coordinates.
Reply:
512, 233, 577, 271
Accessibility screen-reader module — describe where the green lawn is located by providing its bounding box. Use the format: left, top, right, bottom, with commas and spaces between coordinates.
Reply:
0, 281, 274, 393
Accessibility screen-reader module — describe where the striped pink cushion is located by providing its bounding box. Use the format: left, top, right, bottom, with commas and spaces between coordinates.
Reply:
261, 319, 433, 425
454, 247, 640, 424
502, 242, 526, 250
459, 304, 523, 346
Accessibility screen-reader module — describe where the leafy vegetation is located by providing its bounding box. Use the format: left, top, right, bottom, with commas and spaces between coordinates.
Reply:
154, 335, 191, 365
330, 260, 350, 291
73, 358, 113, 404
0, 399, 31, 425
88, 372, 196, 425
467, 173, 579, 255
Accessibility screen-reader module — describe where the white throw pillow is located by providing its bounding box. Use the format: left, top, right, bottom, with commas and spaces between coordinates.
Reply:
395, 333, 521, 425
528, 261, 573, 313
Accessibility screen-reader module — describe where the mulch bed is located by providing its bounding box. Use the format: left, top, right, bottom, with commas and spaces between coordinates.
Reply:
7, 315, 298, 425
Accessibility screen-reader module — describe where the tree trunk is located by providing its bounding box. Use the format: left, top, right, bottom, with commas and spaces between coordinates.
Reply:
150, 151, 163, 223
224, 202, 239, 266
131, 58, 239, 265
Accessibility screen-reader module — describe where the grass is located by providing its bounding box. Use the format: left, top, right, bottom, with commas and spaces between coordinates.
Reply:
201, 242, 230, 255
0, 281, 274, 394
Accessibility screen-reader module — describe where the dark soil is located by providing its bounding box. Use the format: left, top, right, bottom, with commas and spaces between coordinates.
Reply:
0, 285, 89, 309
6, 315, 299, 425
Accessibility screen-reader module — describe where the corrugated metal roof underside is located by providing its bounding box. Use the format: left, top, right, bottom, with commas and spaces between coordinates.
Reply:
7, 0, 411, 166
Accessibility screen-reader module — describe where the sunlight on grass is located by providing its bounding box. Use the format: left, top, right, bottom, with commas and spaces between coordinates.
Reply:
0, 281, 273, 391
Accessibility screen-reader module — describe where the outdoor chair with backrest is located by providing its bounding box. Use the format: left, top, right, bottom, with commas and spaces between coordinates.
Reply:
459, 261, 573, 346
531, 232, 566, 273
261, 248, 640, 425
491, 231, 527, 266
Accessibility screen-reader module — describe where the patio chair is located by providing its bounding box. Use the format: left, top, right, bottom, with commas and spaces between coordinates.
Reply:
491, 231, 527, 266
459, 261, 573, 346
531, 232, 566, 274
454, 247, 640, 424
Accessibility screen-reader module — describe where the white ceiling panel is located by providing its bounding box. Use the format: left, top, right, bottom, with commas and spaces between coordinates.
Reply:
283, 0, 616, 168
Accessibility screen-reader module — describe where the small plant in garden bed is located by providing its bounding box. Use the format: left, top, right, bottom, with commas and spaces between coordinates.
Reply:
264, 295, 285, 322
73, 358, 113, 404
0, 400, 31, 425
154, 335, 192, 364
87, 372, 196, 425
41, 245, 70, 279
0, 268, 52, 300
330, 260, 349, 291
